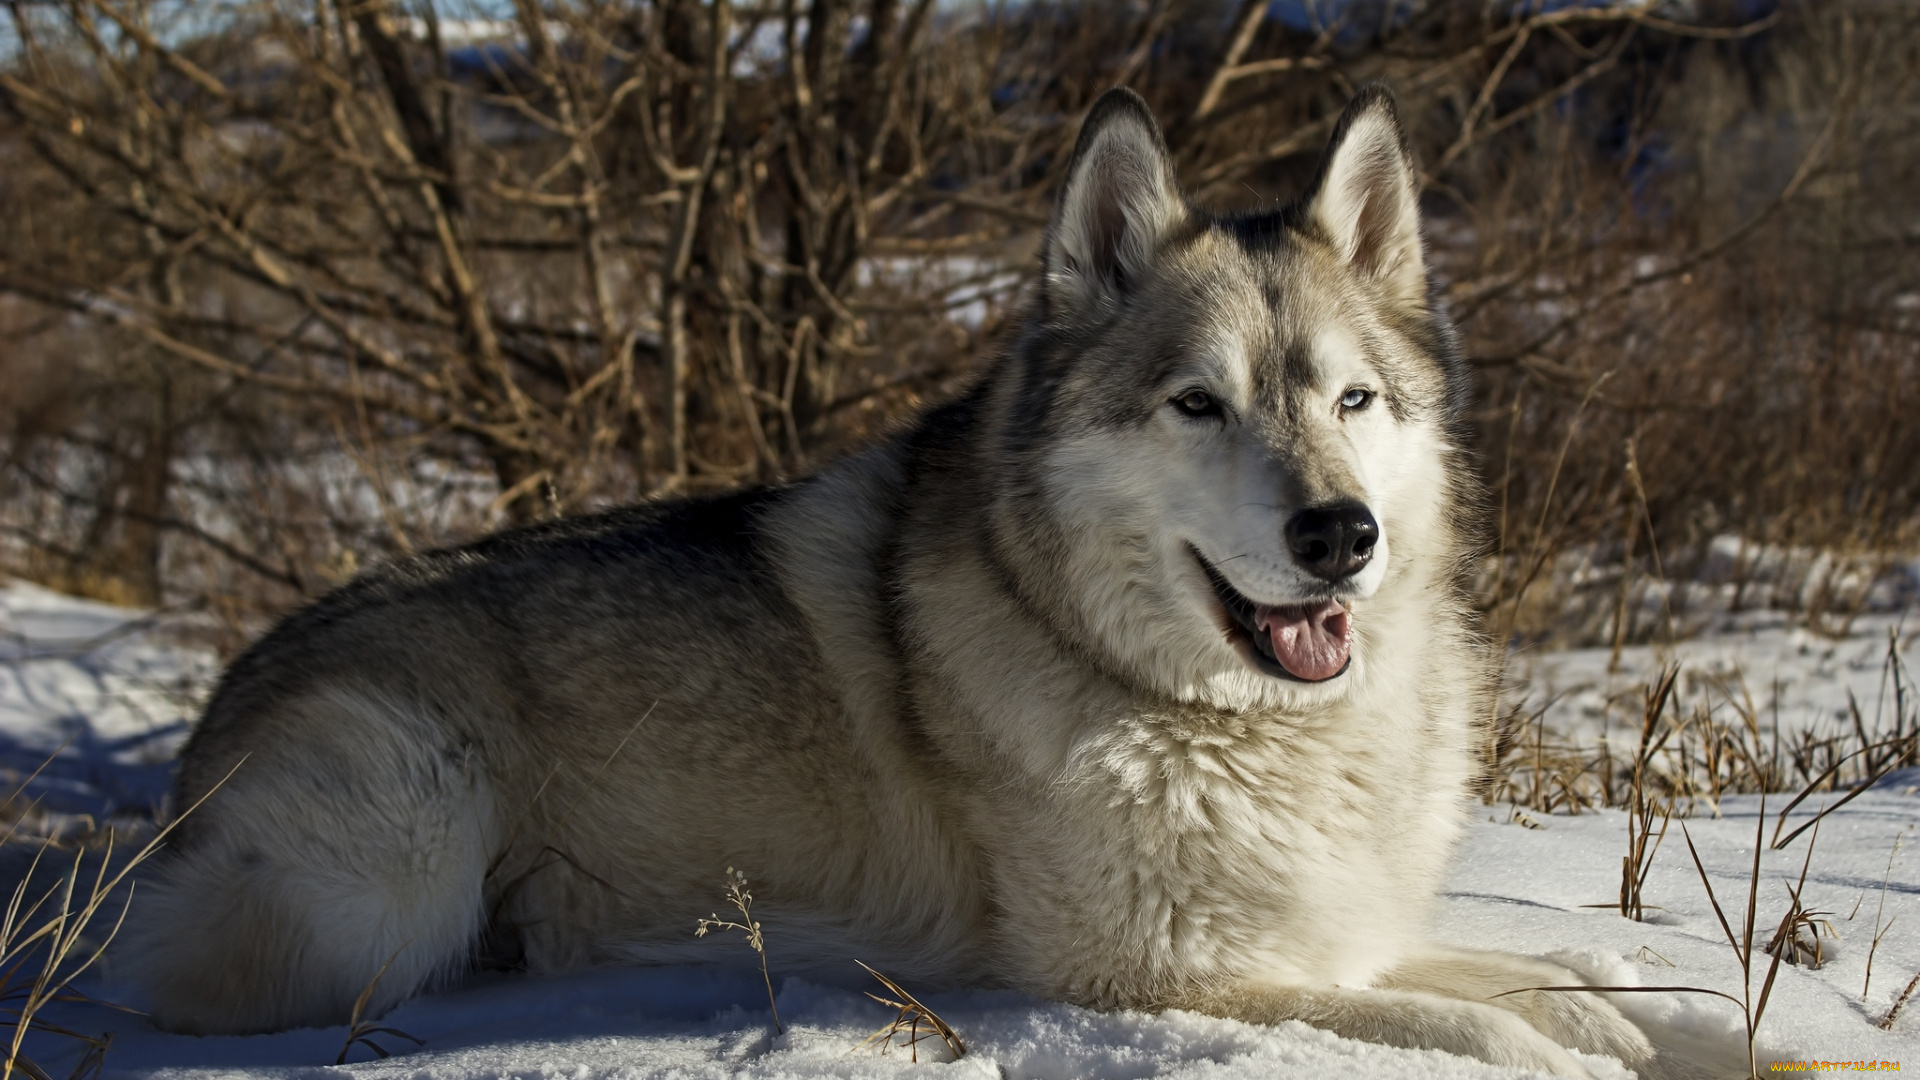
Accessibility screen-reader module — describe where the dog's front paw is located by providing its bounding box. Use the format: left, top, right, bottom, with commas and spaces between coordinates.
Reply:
1434, 999, 1599, 1079
1494, 971, 1654, 1069
1376, 945, 1655, 1071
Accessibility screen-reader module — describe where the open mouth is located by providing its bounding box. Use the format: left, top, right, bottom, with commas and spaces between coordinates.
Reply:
1192, 547, 1352, 683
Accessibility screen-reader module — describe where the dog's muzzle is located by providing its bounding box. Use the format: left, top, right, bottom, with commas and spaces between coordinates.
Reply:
1193, 548, 1352, 682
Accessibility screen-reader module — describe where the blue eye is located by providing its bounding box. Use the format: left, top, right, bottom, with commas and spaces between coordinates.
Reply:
1340, 388, 1374, 410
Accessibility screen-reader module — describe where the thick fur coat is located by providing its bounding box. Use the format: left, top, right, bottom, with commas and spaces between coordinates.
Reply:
125, 88, 1668, 1079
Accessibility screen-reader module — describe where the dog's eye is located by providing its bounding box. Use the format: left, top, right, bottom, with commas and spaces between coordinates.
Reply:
1173, 389, 1221, 418
1340, 387, 1374, 411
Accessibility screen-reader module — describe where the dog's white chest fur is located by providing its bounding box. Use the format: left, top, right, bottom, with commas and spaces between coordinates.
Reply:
1008, 696, 1468, 1001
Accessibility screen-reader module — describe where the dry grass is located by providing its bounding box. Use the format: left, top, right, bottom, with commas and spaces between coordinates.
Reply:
0, 756, 241, 1080
1496, 805, 1814, 1080
1488, 633, 1917, 1077
333, 945, 424, 1066
851, 961, 965, 1063
1857, 826, 1909, 1001
686, 872, 969, 1061
1761, 858, 1836, 970
696, 867, 781, 1036
1486, 631, 1918, 821
1675, 798, 1793, 1080
1617, 665, 1677, 921
1883, 969, 1920, 1031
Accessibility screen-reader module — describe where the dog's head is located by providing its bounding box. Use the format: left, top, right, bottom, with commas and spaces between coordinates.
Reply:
986, 87, 1471, 711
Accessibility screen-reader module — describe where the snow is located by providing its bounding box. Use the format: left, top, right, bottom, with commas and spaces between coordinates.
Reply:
0, 582, 212, 830
1508, 607, 1917, 751
0, 581, 1916, 1079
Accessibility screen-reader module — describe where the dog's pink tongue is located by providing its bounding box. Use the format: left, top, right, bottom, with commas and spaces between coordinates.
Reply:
1256, 600, 1351, 681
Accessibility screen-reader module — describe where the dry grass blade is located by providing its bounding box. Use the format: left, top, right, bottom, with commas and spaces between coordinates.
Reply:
1865, 914, 1899, 1000
1743, 796, 1764, 962
1883, 969, 1920, 1030
1680, 823, 1741, 961
1744, 798, 1789, 1080
0, 1055, 50, 1080
333, 941, 424, 1065
851, 961, 964, 1063
64, 1031, 109, 1080
0, 736, 74, 834
1771, 741, 1906, 850
1492, 983, 1747, 1009
1862, 827, 1909, 1000
1678, 788, 1780, 1080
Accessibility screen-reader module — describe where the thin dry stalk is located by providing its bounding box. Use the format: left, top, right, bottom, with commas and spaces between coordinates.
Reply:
333, 943, 424, 1065
696, 867, 781, 1035
851, 961, 964, 1063
1493, 369, 1615, 647
63, 1030, 109, 1080
1861, 827, 1910, 1000
1884, 969, 1920, 1030
1621, 666, 1678, 920
1635, 945, 1675, 967
1621, 797, 1672, 922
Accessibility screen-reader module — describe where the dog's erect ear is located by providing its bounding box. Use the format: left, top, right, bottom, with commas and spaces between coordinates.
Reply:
1305, 86, 1426, 308
1044, 88, 1186, 316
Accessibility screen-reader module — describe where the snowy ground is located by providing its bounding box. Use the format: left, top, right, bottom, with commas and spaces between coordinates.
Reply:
1508, 607, 1917, 755
1, 581, 1916, 1079
0, 582, 211, 831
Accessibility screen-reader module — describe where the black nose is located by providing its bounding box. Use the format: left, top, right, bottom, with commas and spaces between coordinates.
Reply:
1285, 501, 1379, 581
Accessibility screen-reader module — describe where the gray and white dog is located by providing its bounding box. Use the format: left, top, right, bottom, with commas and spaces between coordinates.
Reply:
126, 87, 1659, 1077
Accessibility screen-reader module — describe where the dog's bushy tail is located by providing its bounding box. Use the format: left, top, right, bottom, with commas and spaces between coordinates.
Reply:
116, 689, 494, 1034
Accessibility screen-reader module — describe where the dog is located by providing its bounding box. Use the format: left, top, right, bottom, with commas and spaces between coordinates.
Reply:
125, 86, 1658, 1078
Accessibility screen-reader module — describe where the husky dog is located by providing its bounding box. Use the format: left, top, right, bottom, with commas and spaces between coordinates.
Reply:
126, 88, 1657, 1077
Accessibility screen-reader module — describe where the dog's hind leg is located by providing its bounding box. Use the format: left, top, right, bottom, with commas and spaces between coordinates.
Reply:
120, 689, 496, 1035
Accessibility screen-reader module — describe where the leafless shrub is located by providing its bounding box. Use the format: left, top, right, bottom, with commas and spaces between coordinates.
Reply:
0, 2, 1907, 640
